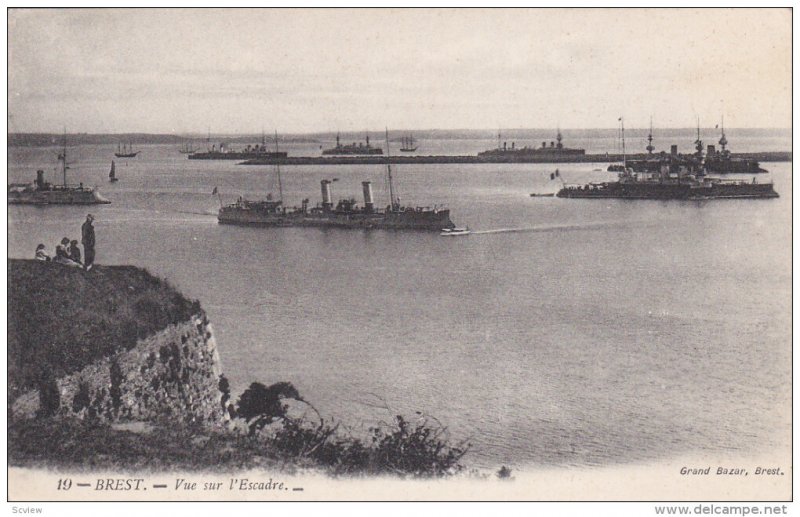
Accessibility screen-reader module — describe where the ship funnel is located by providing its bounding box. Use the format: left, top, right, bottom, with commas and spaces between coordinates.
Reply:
36, 170, 45, 188
321, 180, 333, 211
503, 141, 507, 151
362, 181, 374, 212
707, 144, 716, 156
670, 144, 678, 156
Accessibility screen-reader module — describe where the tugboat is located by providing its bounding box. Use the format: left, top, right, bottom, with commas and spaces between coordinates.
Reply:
218, 129, 455, 231
9, 133, 111, 205
114, 142, 139, 158
440, 227, 471, 236
559, 119, 778, 200
322, 132, 383, 155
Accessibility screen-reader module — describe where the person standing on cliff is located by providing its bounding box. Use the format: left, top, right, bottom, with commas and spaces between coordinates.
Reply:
81, 214, 96, 271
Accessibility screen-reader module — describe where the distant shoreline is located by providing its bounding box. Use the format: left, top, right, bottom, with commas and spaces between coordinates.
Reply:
8, 128, 792, 148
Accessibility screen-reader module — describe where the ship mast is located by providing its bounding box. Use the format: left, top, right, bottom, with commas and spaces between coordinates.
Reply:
718, 115, 728, 153
59, 128, 68, 186
646, 116, 655, 154
274, 130, 283, 203
385, 128, 397, 209
620, 117, 626, 169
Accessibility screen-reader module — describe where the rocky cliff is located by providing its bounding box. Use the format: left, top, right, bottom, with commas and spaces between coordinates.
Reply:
8, 260, 228, 428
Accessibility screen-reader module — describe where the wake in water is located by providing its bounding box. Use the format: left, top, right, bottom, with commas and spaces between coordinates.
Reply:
470, 220, 651, 235
174, 209, 219, 217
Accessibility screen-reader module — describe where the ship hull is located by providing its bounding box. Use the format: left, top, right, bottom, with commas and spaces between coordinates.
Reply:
321, 149, 383, 156
189, 151, 288, 160
218, 208, 454, 231
556, 181, 779, 200
8, 189, 111, 205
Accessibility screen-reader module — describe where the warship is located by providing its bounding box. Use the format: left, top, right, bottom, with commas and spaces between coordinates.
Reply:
218, 131, 455, 231
559, 120, 778, 200
189, 139, 288, 160
321, 133, 383, 155
9, 134, 110, 205
621, 119, 766, 174
477, 129, 585, 161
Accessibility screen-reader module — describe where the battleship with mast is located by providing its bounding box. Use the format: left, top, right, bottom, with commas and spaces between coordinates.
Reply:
9, 132, 111, 205
218, 130, 455, 230
557, 119, 779, 200
321, 133, 384, 155
188, 130, 288, 160
477, 129, 586, 161
619, 118, 766, 174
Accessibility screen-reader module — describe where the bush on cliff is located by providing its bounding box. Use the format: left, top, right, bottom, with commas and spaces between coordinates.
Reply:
233, 382, 469, 477
235, 381, 301, 436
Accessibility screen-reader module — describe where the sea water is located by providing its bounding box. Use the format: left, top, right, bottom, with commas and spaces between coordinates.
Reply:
7, 130, 791, 469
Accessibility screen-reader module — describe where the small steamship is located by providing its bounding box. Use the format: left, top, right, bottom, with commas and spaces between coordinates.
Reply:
9, 133, 110, 205
218, 130, 455, 231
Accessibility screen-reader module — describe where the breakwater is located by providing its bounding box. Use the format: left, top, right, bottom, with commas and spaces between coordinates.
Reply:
227, 151, 792, 166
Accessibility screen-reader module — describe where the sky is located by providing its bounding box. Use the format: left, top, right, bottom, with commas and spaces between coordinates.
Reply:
7, 8, 792, 134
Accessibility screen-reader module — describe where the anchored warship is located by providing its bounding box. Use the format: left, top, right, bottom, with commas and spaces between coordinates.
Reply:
559, 119, 778, 200
9, 133, 110, 205
321, 133, 383, 155
621, 118, 766, 174
189, 131, 288, 160
478, 129, 585, 161
218, 131, 454, 230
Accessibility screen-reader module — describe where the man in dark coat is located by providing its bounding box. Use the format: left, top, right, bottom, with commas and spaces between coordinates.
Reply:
81, 214, 95, 271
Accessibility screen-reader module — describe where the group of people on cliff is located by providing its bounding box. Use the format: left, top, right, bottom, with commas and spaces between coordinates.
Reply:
35, 214, 96, 271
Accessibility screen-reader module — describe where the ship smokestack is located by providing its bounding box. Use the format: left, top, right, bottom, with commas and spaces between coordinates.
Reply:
503, 141, 507, 151
36, 170, 44, 188
362, 181, 374, 212
321, 180, 333, 211
511, 142, 515, 149
670, 144, 678, 156
542, 142, 546, 148
707, 144, 716, 156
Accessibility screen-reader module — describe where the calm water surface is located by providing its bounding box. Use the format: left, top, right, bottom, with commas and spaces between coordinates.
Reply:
7, 135, 792, 469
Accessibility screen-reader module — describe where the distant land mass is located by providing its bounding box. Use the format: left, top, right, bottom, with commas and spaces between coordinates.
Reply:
7, 133, 321, 147
8, 128, 791, 148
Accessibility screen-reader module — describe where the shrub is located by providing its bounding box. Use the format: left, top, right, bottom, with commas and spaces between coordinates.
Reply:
235, 381, 300, 436
235, 381, 469, 477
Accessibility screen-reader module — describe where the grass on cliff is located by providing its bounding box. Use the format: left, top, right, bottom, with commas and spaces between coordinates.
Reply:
7, 259, 200, 400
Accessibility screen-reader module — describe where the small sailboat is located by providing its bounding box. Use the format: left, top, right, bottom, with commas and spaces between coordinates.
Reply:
115, 142, 139, 158
400, 134, 418, 152
109, 160, 118, 182
179, 141, 196, 154
440, 227, 471, 236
